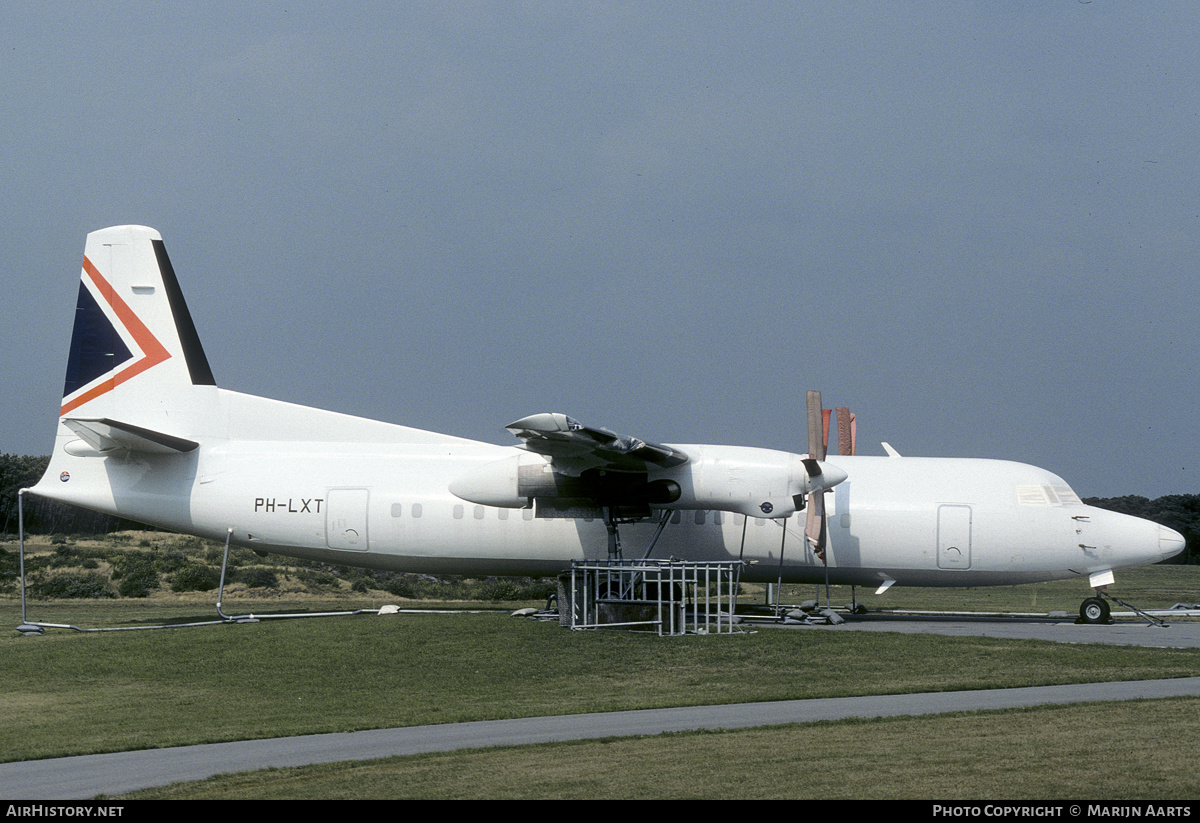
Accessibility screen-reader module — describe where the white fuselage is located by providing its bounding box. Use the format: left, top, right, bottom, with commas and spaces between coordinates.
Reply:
33, 225, 1185, 598
36, 388, 1181, 588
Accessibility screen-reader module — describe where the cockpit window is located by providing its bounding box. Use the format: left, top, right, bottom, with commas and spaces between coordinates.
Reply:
1016, 484, 1083, 506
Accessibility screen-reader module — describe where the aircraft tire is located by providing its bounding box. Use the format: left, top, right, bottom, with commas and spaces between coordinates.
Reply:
1079, 596, 1110, 624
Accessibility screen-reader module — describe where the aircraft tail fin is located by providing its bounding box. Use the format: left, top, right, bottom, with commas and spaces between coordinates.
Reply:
31, 226, 221, 515
59, 225, 216, 418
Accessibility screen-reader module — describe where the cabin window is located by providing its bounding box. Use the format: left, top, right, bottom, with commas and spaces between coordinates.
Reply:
671, 510, 681, 524
522, 508, 533, 521
474, 506, 485, 520
391, 503, 403, 518
694, 510, 706, 525
498, 509, 508, 521
412, 503, 422, 518
453, 504, 464, 520
713, 511, 723, 526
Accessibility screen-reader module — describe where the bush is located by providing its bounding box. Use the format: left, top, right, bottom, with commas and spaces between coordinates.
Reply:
116, 557, 160, 598
158, 551, 190, 574
296, 569, 340, 591
237, 568, 278, 589
382, 577, 416, 598
30, 571, 115, 599
168, 563, 220, 593
48, 545, 83, 567
477, 579, 557, 602
119, 571, 159, 598
0, 548, 17, 583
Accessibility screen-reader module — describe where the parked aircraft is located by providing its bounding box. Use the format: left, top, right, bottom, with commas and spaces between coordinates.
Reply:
28, 225, 1186, 624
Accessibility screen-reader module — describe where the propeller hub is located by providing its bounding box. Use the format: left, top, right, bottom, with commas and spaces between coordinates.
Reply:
816, 462, 848, 491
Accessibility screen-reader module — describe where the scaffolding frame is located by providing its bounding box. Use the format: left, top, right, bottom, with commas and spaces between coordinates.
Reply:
563, 559, 745, 636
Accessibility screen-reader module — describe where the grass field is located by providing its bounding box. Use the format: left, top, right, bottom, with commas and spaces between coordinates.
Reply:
4, 533, 1199, 798
122, 699, 1200, 800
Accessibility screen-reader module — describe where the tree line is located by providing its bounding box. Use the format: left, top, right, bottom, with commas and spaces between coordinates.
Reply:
2, 453, 1196, 563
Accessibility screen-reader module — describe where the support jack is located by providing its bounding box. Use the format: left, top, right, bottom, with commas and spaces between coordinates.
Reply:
1078, 589, 1168, 628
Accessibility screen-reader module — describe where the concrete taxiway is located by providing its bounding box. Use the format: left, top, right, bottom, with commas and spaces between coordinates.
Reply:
3, 615, 1198, 799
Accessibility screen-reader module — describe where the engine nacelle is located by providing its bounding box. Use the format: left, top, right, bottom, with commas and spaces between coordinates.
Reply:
448, 453, 682, 509
448, 452, 540, 508
667, 444, 846, 519
449, 445, 847, 520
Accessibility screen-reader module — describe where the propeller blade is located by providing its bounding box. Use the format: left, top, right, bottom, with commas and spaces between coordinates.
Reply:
806, 390, 825, 461
836, 407, 855, 456
805, 487, 827, 563
804, 390, 834, 563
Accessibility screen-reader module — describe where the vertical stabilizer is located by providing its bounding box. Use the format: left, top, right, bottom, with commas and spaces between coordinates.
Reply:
32, 226, 222, 520
59, 225, 215, 418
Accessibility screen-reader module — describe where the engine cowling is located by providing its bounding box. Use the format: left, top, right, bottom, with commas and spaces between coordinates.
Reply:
669, 444, 846, 519
448, 444, 846, 520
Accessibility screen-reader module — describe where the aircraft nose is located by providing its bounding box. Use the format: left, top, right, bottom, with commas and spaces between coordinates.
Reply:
1086, 507, 1185, 569
1159, 525, 1186, 561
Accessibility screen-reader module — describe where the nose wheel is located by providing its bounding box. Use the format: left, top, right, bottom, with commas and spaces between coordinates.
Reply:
1079, 596, 1111, 624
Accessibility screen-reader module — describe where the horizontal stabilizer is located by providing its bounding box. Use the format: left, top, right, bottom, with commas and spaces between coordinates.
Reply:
62, 417, 199, 455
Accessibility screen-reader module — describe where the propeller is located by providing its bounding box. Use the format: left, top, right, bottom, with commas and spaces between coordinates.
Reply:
804, 391, 854, 563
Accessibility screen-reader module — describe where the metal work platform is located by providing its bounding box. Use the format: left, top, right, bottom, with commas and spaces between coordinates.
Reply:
559, 559, 746, 635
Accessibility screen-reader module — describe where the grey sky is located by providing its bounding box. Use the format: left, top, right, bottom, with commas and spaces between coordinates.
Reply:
3, 3, 1197, 498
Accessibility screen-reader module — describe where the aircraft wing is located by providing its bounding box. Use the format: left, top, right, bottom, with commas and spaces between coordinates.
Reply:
505, 413, 688, 473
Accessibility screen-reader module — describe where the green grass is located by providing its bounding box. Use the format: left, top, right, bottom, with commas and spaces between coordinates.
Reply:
3, 606, 1199, 764
123, 699, 1200, 799
5, 538, 1199, 798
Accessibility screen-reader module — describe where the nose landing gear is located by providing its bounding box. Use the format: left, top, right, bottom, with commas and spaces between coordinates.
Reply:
1077, 590, 1169, 627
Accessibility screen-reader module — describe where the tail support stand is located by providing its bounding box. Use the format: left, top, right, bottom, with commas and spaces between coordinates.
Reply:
215, 529, 258, 623
12, 506, 376, 634
213, 528, 378, 623
16, 489, 44, 636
